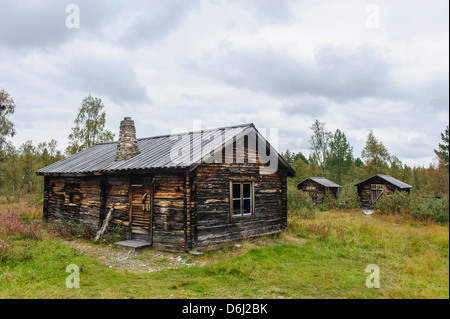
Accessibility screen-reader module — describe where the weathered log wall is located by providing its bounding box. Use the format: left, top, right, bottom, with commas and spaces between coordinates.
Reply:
298, 181, 325, 205
297, 181, 338, 205
357, 176, 408, 207
104, 176, 129, 224
190, 135, 289, 250
45, 176, 103, 229
44, 173, 187, 252
151, 173, 185, 252
192, 164, 287, 250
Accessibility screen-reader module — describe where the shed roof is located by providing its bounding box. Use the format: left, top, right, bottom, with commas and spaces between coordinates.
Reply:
297, 177, 341, 188
354, 174, 412, 189
36, 123, 295, 176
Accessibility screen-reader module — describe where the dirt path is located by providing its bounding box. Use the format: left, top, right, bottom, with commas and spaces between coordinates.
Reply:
65, 241, 200, 273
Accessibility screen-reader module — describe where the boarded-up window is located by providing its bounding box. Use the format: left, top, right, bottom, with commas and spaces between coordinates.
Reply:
64, 182, 81, 206
65, 192, 80, 205
69, 193, 76, 204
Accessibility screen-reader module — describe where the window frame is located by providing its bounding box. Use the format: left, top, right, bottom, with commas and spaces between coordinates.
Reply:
65, 191, 80, 206
229, 180, 255, 220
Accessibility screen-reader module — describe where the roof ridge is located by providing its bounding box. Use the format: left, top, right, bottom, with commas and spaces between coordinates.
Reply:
36, 122, 297, 177
354, 173, 412, 188
297, 176, 341, 187
96, 123, 255, 145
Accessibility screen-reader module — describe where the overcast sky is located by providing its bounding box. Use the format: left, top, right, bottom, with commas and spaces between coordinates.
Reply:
1, 0, 448, 167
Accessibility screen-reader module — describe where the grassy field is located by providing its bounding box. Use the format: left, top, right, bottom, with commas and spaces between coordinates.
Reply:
0, 197, 448, 299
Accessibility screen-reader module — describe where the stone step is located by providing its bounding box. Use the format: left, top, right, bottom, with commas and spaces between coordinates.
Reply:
114, 240, 151, 251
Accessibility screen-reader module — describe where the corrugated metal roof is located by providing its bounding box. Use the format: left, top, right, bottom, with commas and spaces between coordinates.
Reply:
298, 177, 341, 188
36, 123, 295, 176
354, 174, 412, 189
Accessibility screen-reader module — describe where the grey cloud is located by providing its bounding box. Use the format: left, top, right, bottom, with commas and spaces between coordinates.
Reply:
190, 44, 401, 103
281, 95, 329, 118
419, 71, 449, 112
66, 56, 151, 105
230, 0, 296, 24
116, 0, 199, 48
394, 136, 435, 159
0, 1, 119, 50
279, 131, 309, 152
0, 0, 198, 50
313, 45, 399, 100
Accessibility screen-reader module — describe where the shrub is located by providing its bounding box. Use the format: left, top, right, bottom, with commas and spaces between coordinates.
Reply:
0, 208, 43, 240
336, 184, 361, 210
375, 191, 412, 215
34, 194, 44, 206
375, 191, 449, 224
0, 239, 12, 262
287, 187, 317, 219
320, 190, 339, 211
411, 196, 449, 224
99, 224, 127, 244
79, 222, 97, 240
69, 220, 96, 240
47, 215, 97, 240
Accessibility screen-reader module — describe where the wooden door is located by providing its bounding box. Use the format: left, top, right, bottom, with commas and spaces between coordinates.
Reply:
305, 184, 317, 204
130, 180, 152, 242
370, 184, 385, 205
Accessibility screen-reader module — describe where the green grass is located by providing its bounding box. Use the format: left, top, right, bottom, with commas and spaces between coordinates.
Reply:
0, 198, 448, 298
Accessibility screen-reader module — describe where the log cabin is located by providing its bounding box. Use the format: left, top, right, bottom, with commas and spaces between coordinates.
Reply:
355, 174, 412, 208
297, 177, 341, 205
36, 118, 295, 252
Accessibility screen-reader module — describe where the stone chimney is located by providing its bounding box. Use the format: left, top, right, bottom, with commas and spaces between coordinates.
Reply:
115, 117, 140, 161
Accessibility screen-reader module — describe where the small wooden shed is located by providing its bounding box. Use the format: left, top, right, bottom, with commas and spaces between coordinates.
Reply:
355, 174, 412, 208
297, 177, 341, 205
36, 118, 295, 252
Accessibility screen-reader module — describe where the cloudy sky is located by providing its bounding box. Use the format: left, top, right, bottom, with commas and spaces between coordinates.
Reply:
1, 0, 448, 167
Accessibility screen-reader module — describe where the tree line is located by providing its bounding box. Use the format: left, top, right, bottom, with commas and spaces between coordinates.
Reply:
1, 87, 449, 199
282, 119, 449, 198
0, 89, 113, 195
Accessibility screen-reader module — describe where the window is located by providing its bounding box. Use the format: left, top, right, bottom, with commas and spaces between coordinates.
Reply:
231, 182, 254, 218
64, 182, 81, 206
65, 192, 80, 206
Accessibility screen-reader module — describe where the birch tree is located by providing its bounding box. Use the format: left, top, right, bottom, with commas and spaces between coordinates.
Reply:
66, 95, 114, 155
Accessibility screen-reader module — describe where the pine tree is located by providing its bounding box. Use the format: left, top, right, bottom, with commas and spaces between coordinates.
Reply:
327, 129, 353, 184
434, 125, 449, 170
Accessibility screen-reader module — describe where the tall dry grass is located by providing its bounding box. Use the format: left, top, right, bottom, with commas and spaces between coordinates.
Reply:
0, 206, 43, 240
0, 197, 43, 261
